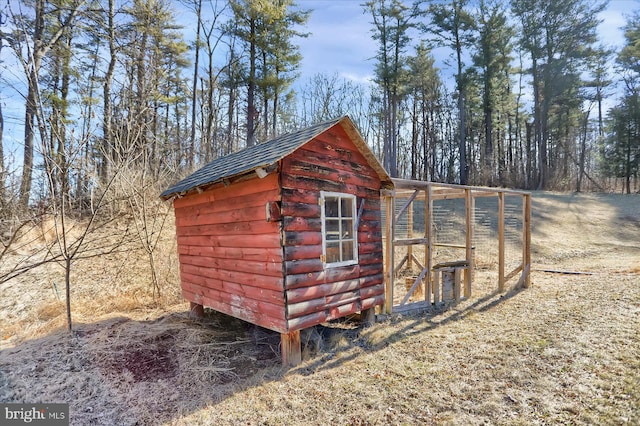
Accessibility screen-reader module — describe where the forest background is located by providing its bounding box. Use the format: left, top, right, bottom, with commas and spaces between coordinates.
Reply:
0, 0, 639, 329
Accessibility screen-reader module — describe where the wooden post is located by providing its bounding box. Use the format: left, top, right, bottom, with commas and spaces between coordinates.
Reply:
360, 307, 376, 327
523, 193, 532, 288
433, 268, 440, 305
464, 189, 474, 298
384, 193, 395, 314
498, 192, 505, 292
281, 331, 301, 366
454, 267, 462, 301
189, 302, 204, 319
425, 184, 433, 304
407, 195, 413, 273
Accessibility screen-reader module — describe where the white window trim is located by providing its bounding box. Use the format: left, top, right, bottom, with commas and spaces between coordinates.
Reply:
320, 191, 358, 269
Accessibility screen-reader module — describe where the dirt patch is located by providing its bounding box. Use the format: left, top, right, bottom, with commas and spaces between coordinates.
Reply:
98, 332, 178, 382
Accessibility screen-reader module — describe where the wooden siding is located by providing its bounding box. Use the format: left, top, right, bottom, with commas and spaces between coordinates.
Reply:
281, 126, 385, 331
173, 173, 287, 333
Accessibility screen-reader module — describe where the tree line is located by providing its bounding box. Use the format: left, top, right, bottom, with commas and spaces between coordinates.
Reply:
1, 0, 639, 220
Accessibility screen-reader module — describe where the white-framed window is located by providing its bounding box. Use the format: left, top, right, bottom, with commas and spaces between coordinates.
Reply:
320, 191, 358, 268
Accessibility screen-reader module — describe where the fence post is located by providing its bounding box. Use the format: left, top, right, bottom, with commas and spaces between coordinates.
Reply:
465, 188, 474, 297
523, 193, 532, 288
384, 191, 395, 314
498, 192, 505, 292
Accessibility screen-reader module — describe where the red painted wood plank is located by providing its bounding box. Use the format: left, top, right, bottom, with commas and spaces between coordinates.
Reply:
175, 188, 280, 218
284, 245, 322, 261
181, 267, 284, 292
284, 265, 360, 289
173, 173, 279, 209
288, 147, 379, 180
177, 233, 281, 248
308, 129, 371, 166
201, 294, 287, 333
281, 175, 378, 199
325, 290, 360, 309
283, 258, 323, 275
182, 275, 285, 310
281, 188, 318, 204
280, 201, 320, 218
177, 246, 282, 263
220, 281, 285, 306
286, 297, 327, 318
326, 301, 360, 322
282, 217, 322, 232
287, 311, 327, 332
359, 264, 384, 277
286, 278, 360, 304
358, 221, 381, 233
360, 295, 385, 311
176, 220, 279, 237
176, 205, 267, 227
358, 242, 384, 255
360, 283, 385, 299
284, 158, 380, 190
283, 231, 321, 246
179, 254, 283, 277
182, 280, 285, 321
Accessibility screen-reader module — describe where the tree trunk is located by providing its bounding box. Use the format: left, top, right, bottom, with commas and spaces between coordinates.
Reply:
101, 0, 116, 183
456, 31, 467, 185
189, 0, 203, 170
0, 57, 4, 206
247, 18, 256, 147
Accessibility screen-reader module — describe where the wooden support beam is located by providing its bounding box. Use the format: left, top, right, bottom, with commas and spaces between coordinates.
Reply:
394, 253, 409, 274
400, 266, 429, 306
189, 302, 204, 319
433, 268, 440, 305
360, 308, 376, 327
395, 189, 419, 224
454, 268, 462, 301
406, 198, 414, 271
505, 264, 524, 282
410, 253, 424, 271
523, 194, 532, 288
425, 185, 433, 304
465, 189, 474, 298
498, 192, 505, 292
394, 237, 430, 246
281, 331, 301, 367
384, 194, 394, 314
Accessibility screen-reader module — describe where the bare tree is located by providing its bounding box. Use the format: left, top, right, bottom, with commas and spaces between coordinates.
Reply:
6, 0, 86, 210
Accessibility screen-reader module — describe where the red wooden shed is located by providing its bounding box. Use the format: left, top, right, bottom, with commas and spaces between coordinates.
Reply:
161, 116, 393, 365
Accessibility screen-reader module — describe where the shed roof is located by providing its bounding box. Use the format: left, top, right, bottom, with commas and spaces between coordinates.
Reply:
161, 116, 392, 199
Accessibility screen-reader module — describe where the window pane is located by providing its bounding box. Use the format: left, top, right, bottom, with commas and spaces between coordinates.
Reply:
341, 219, 353, 238
341, 198, 353, 217
326, 220, 339, 240
341, 241, 354, 261
325, 197, 339, 217
326, 242, 340, 263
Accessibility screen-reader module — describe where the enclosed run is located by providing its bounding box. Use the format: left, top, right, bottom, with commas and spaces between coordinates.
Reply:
161, 116, 393, 365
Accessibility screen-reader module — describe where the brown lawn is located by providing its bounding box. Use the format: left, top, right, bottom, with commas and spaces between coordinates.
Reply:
1, 191, 639, 425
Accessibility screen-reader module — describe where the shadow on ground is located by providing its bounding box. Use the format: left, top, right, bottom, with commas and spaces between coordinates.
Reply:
0, 282, 526, 425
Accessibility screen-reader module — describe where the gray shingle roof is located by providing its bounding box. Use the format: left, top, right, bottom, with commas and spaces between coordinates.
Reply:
161, 117, 346, 199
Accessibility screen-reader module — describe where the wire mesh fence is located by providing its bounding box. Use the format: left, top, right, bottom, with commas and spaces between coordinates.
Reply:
381, 181, 530, 312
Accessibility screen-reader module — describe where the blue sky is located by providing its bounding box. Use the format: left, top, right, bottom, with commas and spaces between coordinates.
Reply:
295, 0, 632, 86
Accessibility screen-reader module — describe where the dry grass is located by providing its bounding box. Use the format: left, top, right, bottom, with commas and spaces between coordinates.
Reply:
1, 191, 639, 425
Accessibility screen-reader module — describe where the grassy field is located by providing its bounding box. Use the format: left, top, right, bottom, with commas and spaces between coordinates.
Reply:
1, 191, 639, 425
